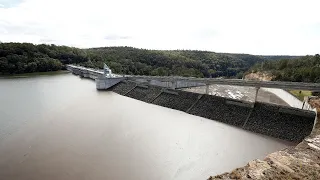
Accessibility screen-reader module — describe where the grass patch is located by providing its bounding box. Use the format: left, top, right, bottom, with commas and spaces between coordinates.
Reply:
290, 90, 312, 101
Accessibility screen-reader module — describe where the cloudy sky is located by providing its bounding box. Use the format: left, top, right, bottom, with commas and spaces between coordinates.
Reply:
0, 0, 319, 55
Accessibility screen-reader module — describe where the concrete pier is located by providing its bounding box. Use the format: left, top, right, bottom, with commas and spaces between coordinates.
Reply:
96, 77, 125, 90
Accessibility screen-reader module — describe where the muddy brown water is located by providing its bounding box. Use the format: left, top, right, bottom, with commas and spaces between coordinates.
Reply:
0, 74, 293, 180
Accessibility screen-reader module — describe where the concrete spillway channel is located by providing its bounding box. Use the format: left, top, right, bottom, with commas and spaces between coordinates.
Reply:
109, 80, 316, 143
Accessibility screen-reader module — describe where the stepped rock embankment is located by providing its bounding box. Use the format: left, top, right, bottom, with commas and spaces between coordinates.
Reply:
109, 80, 315, 143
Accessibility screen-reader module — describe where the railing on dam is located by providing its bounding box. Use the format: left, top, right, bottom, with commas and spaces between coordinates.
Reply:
129, 76, 320, 91
67, 64, 103, 74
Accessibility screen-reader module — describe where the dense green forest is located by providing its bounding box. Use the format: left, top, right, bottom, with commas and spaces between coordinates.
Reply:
249, 54, 320, 82
0, 43, 265, 78
2, 42, 317, 81
0, 43, 88, 74
84, 47, 265, 78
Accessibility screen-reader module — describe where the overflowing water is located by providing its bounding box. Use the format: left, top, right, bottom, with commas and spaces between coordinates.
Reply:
0, 73, 292, 180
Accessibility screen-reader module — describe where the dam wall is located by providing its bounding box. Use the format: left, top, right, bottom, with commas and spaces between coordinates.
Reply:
152, 90, 200, 112
109, 81, 137, 95
188, 95, 253, 127
243, 102, 315, 142
126, 85, 162, 103
66, 65, 316, 142
108, 81, 316, 142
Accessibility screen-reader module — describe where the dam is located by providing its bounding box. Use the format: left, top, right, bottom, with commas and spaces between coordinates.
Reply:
67, 64, 318, 142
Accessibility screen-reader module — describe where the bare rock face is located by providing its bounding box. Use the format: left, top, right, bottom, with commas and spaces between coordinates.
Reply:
245, 72, 274, 81
208, 129, 320, 180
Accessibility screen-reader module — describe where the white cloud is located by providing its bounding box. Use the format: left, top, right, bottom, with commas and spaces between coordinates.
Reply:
0, 0, 319, 55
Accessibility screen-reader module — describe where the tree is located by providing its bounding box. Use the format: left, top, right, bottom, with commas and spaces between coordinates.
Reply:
315, 54, 320, 61
249, 54, 320, 83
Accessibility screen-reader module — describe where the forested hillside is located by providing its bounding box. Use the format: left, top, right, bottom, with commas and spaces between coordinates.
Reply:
0, 43, 266, 77
249, 54, 320, 82
85, 47, 264, 78
0, 43, 88, 74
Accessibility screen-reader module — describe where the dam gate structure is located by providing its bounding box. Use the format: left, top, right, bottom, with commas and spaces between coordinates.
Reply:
66, 65, 319, 142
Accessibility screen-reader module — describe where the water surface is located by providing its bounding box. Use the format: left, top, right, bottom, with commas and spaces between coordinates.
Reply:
0, 74, 291, 180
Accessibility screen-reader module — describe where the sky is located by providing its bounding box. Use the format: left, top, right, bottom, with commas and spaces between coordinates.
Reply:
0, 0, 319, 55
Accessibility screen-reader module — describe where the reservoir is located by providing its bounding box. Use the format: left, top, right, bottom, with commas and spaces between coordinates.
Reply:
0, 73, 292, 180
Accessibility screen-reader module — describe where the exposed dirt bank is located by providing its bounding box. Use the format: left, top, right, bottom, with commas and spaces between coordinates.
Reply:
245, 72, 274, 81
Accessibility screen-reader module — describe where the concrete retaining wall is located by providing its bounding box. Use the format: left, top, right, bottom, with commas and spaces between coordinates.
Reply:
133, 78, 205, 89
110, 81, 316, 142
96, 77, 124, 90
262, 88, 314, 110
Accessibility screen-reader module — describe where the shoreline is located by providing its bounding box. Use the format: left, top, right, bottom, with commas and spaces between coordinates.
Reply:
0, 70, 70, 79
